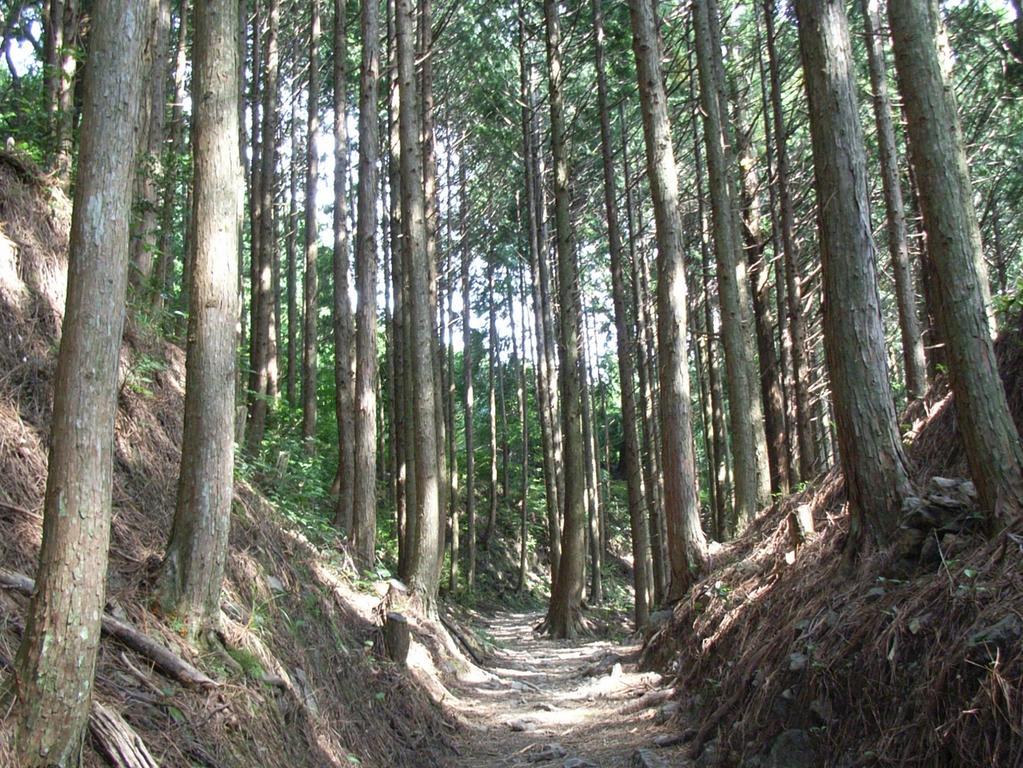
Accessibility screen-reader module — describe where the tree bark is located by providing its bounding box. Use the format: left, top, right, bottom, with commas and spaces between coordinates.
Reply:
859, 0, 927, 402
397, 0, 441, 611
543, 0, 587, 638
153, 0, 191, 314
333, 0, 356, 531
130, 0, 170, 293
301, 0, 321, 449
764, 0, 816, 481
246, 0, 279, 454
889, 0, 1023, 527
629, 0, 708, 600
461, 155, 476, 589
13, 2, 150, 762
351, 0, 381, 568
794, 0, 913, 555
693, 0, 771, 527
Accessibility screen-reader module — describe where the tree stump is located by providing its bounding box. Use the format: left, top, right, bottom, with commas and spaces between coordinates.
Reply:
383, 612, 410, 665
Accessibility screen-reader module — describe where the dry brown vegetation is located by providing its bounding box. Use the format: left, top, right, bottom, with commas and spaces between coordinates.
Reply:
0, 152, 462, 768
642, 318, 1023, 766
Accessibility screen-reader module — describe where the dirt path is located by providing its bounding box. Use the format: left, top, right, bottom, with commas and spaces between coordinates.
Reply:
443, 610, 690, 767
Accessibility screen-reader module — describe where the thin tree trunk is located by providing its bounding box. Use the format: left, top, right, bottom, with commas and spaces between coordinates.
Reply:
14, 1, 150, 761
246, 0, 279, 453
518, 9, 560, 586
485, 259, 499, 548
629, 0, 708, 599
620, 107, 663, 602
859, 0, 927, 402
131, 0, 171, 293
286, 70, 300, 407
731, 70, 789, 495
301, 0, 321, 449
693, 0, 771, 526
461, 156, 476, 589
333, 0, 356, 531
514, 261, 530, 592
154, 0, 191, 314
889, 0, 1023, 527
764, 0, 815, 481
351, 0, 381, 568
795, 0, 913, 556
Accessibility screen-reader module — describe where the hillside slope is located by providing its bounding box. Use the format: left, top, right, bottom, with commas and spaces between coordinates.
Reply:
642, 315, 1023, 766
0, 153, 463, 767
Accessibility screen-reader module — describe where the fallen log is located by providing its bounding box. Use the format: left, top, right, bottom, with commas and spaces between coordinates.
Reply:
90, 702, 160, 768
0, 568, 216, 688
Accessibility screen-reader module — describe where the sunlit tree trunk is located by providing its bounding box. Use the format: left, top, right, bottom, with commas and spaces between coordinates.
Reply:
693, 0, 771, 526
889, 0, 1023, 527
332, 0, 356, 531
794, 0, 912, 555
351, 0, 381, 568
461, 156, 477, 589
301, 0, 321, 449
14, 2, 151, 762
543, 0, 587, 638
764, 0, 816, 481
859, 0, 927, 402
629, 0, 708, 599
397, 0, 442, 610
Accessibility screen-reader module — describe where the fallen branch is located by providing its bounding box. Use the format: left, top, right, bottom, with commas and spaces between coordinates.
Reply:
619, 687, 675, 715
439, 612, 487, 666
90, 701, 160, 768
0, 568, 216, 688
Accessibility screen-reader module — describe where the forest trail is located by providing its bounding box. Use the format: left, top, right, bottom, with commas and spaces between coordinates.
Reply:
445, 611, 688, 768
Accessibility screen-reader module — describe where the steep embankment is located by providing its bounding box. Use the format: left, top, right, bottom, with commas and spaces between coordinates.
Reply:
0, 152, 464, 768
642, 317, 1023, 766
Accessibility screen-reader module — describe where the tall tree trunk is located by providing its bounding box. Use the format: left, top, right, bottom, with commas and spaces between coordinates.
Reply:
461, 157, 477, 589
386, 0, 410, 576
731, 70, 789, 496
13, 2, 150, 762
514, 261, 531, 592
629, 0, 708, 599
49, 0, 78, 187
581, 311, 602, 605
859, 0, 927, 402
286, 70, 300, 407
351, 0, 381, 568
420, 0, 448, 573
302, 0, 321, 449
542, 0, 587, 638
889, 0, 1023, 527
397, 0, 441, 610
246, 0, 279, 453
692, 114, 731, 538
518, 10, 560, 585
794, 0, 913, 556
693, 0, 771, 526
130, 0, 171, 292
333, 0, 356, 531
764, 0, 815, 481
620, 106, 664, 602
153, 0, 191, 314
485, 259, 499, 547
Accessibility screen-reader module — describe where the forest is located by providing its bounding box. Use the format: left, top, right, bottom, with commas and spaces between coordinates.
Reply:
0, 0, 1021, 765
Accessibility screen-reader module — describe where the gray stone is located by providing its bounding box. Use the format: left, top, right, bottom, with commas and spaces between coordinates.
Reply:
631, 748, 668, 768
767, 729, 818, 768
695, 738, 720, 768
563, 758, 598, 768
525, 743, 568, 763
787, 652, 808, 671
968, 615, 1023, 662
653, 700, 680, 725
